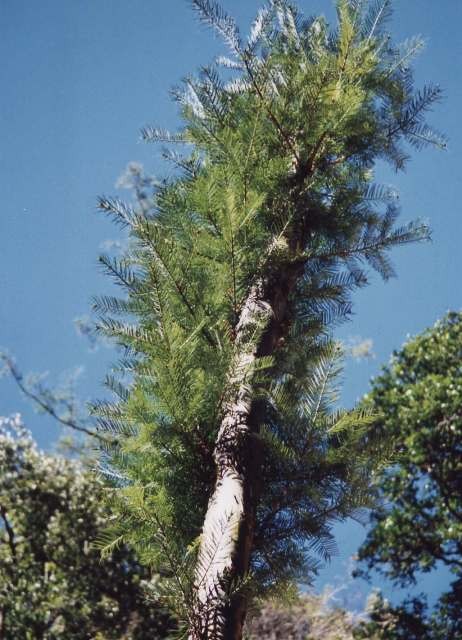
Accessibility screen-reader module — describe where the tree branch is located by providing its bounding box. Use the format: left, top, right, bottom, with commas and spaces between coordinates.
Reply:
1, 356, 109, 444
0, 505, 17, 563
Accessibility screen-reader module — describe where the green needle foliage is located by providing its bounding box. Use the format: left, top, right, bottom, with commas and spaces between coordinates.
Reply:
354, 312, 462, 640
93, 0, 443, 633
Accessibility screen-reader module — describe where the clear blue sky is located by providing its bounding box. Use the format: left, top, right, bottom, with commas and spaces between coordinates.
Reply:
1, 0, 461, 612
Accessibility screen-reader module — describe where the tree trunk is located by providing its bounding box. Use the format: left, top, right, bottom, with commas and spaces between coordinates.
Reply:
189, 281, 267, 640
190, 249, 306, 639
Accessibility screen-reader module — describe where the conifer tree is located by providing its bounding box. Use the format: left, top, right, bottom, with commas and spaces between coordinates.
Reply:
94, 1, 443, 637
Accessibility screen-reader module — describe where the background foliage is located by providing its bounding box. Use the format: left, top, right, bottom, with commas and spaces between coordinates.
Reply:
354, 312, 462, 639
0, 414, 174, 639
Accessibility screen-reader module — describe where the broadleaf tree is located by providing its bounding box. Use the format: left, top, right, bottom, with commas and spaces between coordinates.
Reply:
354, 312, 462, 640
94, 1, 443, 637
0, 414, 175, 639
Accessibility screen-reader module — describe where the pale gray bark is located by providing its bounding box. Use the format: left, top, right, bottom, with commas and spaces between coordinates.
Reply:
190, 238, 306, 637
190, 282, 270, 640
188, 146, 315, 636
